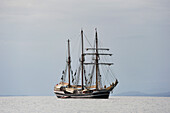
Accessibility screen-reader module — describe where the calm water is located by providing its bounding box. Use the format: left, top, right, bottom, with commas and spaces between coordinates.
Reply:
0, 96, 170, 113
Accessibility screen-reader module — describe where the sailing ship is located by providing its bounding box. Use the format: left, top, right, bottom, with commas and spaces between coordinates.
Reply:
54, 29, 118, 99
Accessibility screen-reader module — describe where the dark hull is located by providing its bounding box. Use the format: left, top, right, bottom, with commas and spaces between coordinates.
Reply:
54, 90, 110, 99
54, 79, 118, 99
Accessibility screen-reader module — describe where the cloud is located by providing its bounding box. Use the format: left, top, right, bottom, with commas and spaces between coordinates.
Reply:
0, 0, 170, 95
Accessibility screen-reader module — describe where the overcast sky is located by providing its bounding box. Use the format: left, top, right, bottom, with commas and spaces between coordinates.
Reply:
0, 0, 170, 96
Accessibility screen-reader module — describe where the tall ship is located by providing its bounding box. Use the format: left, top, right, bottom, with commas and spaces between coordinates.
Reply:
54, 29, 118, 99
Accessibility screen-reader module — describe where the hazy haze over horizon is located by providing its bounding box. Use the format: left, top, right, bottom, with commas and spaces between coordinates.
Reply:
0, 0, 170, 96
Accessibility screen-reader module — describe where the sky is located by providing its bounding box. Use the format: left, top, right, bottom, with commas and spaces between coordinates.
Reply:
0, 0, 170, 96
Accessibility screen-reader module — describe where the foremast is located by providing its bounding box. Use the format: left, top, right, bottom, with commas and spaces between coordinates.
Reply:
95, 29, 99, 90
84, 28, 113, 90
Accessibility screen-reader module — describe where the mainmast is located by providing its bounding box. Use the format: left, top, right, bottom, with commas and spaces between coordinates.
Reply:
81, 30, 84, 90
95, 29, 99, 90
67, 39, 71, 88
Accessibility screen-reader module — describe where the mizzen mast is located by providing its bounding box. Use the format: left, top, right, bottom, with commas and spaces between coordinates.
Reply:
67, 39, 71, 88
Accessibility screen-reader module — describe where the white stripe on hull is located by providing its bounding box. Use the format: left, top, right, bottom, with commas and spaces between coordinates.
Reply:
54, 91, 110, 98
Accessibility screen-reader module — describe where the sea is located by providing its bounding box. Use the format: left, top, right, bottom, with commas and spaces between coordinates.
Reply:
0, 96, 170, 113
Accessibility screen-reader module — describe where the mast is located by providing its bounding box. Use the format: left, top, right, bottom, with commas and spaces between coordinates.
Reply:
95, 28, 99, 90
81, 28, 114, 90
81, 30, 84, 90
68, 39, 71, 88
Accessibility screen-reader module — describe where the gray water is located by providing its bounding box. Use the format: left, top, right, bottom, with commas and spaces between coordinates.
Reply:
0, 96, 170, 113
